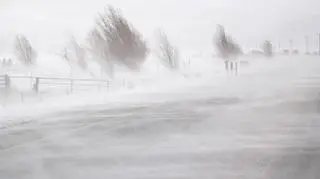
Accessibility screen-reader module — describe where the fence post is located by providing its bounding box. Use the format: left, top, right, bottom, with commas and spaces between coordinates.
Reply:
4, 74, 10, 90
70, 79, 74, 93
20, 93, 24, 103
33, 77, 39, 94
122, 80, 127, 89
235, 61, 238, 75
98, 79, 102, 92
106, 80, 110, 91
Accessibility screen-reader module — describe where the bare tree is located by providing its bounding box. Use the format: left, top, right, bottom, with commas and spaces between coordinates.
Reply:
213, 25, 242, 72
56, 47, 74, 77
55, 36, 88, 77
14, 35, 37, 66
69, 36, 87, 70
88, 6, 148, 76
214, 25, 242, 58
155, 29, 179, 70
87, 27, 114, 78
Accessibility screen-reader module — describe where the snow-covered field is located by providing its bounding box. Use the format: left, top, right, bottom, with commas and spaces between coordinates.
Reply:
0, 52, 275, 122
0, 53, 239, 118
0, 55, 315, 123
0, 56, 319, 179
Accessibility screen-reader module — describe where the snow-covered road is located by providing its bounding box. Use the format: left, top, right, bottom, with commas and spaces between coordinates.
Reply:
0, 57, 320, 179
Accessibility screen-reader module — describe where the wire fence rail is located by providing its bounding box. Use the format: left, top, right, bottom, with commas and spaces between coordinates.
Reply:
0, 74, 138, 105
0, 75, 4, 89
0, 75, 9, 90
2, 75, 114, 92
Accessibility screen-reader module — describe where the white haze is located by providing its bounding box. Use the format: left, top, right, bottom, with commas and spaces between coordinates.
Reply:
2, 1, 320, 178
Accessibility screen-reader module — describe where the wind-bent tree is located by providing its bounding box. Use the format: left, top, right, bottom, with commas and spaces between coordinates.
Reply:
14, 35, 37, 66
213, 25, 242, 72
56, 36, 88, 77
155, 29, 179, 70
87, 27, 114, 77
87, 6, 148, 77
214, 25, 242, 58
69, 36, 87, 70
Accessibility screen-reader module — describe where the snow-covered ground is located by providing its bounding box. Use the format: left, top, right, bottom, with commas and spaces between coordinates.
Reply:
0, 55, 314, 123
0, 52, 271, 123
0, 52, 231, 118
0, 56, 319, 179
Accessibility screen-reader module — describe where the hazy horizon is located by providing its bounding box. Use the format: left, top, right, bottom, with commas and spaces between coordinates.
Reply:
1, 0, 320, 54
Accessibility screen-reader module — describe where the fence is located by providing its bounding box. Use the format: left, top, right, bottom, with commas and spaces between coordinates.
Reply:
0, 75, 10, 90
7, 75, 117, 93
0, 75, 4, 89
0, 74, 135, 105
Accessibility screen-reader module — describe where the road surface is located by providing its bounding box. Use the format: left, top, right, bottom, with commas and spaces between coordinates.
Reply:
0, 57, 320, 179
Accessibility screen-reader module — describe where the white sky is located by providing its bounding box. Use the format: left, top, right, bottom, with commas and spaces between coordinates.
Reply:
1, 0, 320, 53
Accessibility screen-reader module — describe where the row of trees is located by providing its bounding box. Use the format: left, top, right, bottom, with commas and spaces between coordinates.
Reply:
13, 6, 179, 78
13, 6, 242, 78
